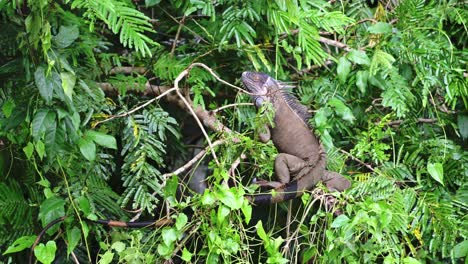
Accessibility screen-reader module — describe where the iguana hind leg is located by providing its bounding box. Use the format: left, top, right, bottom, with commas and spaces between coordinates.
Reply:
275, 153, 308, 184
322, 171, 351, 192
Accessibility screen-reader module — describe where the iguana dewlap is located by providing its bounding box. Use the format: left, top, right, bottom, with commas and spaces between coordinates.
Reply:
241, 71, 351, 204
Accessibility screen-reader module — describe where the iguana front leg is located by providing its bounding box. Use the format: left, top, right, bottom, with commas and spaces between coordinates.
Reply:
256, 153, 307, 188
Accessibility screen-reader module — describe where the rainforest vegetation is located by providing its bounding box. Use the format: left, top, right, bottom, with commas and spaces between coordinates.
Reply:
0, 0, 466, 263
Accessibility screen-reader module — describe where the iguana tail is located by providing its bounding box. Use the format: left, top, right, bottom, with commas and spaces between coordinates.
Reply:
247, 150, 328, 205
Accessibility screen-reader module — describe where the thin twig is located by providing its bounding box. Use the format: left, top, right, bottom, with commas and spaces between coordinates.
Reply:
187, 63, 252, 94
162, 139, 225, 179
386, 118, 438, 126
318, 37, 351, 51
212, 102, 253, 113
93, 87, 177, 127
173, 68, 219, 164
338, 148, 376, 173
171, 15, 186, 56
109, 66, 146, 75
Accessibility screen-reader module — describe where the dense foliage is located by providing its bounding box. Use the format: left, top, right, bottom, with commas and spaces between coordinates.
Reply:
0, 0, 466, 263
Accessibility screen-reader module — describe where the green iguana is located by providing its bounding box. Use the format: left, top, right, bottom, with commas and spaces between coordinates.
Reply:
242, 71, 351, 204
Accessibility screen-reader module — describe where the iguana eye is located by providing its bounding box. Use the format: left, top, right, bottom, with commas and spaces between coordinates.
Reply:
255, 97, 264, 107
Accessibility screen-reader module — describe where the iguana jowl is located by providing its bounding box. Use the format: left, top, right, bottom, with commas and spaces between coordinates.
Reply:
242, 71, 351, 204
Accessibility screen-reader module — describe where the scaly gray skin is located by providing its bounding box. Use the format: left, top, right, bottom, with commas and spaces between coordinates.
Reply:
242, 71, 351, 204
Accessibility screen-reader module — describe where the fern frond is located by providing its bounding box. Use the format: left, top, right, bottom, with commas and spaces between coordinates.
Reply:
71, 0, 157, 57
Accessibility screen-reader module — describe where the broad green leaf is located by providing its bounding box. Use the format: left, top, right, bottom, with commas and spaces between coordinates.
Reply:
164, 175, 178, 198
78, 137, 96, 161
368, 22, 392, 34
2, 99, 15, 118
241, 200, 252, 224
427, 162, 444, 185
77, 196, 91, 216
145, 0, 161, 7
3, 235, 36, 254
35, 140, 45, 160
175, 213, 188, 230
34, 241, 57, 264
217, 186, 244, 210
157, 243, 174, 258
98, 251, 114, 264
217, 204, 230, 223
181, 248, 193, 262
111, 241, 126, 253
255, 221, 268, 242
402, 257, 421, 264
453, 240, 468, 258
32, 109, 54, 138
66, 227, 81, 256
356, 71, 369, 93
331, 214, 349, 228
61, 72, 76, 100
38, 197, 65, 233
34, 67, 54, 103
201, 191, 216, 205
457, 114, 468, 140
54, 25, 79, 48
347, 50, 370, 66
23, 142, 34, 159
328, 98, 355, 123
161, 228, 177, 246
87, 130, 117, 149
337, 57, 351, 84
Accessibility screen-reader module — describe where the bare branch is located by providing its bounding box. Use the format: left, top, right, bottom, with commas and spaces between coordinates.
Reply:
318, 37, 351, 51
338, 149, 376, 173
162, 139, 226, 179
109, 66, 147, 75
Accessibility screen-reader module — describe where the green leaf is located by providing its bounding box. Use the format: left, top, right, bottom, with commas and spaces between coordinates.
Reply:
457, 114, 468, 140
34, 241, 57, 264
368, 22, 392, 34
34, 67, 54, 103
402, 257, 421, 264
328, 98, 355, 123
3, 235, 36, 255
331, 214, 349, 228
111, 241, 126, 253
181, 248, 193, 262
54, 25, 79, 48
23, 142, 34, 159
241, 200, 252, 224
427, 162, 444, 185
453, 240, 468, 258
356, 71, 369, 93
60, 72, 76, 100
201, 191, 216, 205
162, 228, 177, 246
145, 0, 161, 7
66, 227, 81, 256
87, 130, 117, 149
337, 57, 351, 84
35, 140, 45, 160
78, 137, 96, 161
2, 99, 15, 118
175, 213, 188, 230
78, 196, 91, 216
255, 221, 268, 242
217, 186, 244, 210
157, 243, 174, 258
347, 50, 370, 66
38, 197, 65, 233
217, 204, 230, 223
98, 251, 114, 264
32, 109, 55, 138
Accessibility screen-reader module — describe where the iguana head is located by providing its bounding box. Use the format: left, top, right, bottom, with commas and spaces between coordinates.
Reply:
241, 71, 279, 108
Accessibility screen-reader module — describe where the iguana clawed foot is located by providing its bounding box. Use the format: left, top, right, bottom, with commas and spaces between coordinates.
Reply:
252, 178, 283, 189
